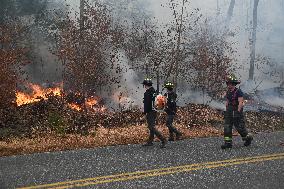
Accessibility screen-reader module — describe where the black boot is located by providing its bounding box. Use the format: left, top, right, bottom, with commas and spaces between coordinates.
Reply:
221, 142, 232, 149
160, 140, 167, 148
168, 133, 175, 141
142, 141, 153, 147
243, 135, 253, 146
176, 132, 182, 140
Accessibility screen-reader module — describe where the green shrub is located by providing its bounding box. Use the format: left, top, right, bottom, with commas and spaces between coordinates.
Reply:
48, 111, 67, 135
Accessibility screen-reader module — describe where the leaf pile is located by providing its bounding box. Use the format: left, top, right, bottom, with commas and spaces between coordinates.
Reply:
1, 96, 284, 141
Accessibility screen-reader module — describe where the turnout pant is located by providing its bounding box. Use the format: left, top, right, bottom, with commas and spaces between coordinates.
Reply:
224, 110, 248, 143
146, 111, 165, 142
166, 115, 181, 137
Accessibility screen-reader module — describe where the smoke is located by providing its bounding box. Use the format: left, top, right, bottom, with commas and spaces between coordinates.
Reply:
105, 0, 284, 110
240, 79, 280, 94
147, 0, 284, 85
228, 0, 284, 84
20, 1, 65, 85
25, 42, 62, 84
263, 96, 284, 108
144, 0, 284, 110
107, 50, 144, 110
257, 87, 284, 108
17, 0, 284, 111
178, 90, 226, 110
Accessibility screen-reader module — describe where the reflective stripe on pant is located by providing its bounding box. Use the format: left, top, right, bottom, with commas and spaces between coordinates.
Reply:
146, 111, 165, 142
224, 110, 248, 142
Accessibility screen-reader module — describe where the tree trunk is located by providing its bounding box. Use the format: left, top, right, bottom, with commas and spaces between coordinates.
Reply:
165, 47, 175, 81
174, 0, 185, 93
226, 0, 235, 25
79, 0, 87, 111
143, 20, 149, 77
156, 68, 160, 93
249, 0, 259, 80
216, 0, 220, 16
216, 0, 235, 66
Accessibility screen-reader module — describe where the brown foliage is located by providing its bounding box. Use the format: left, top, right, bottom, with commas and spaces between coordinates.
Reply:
55, 2, 124, 94
188, 23, 235, 99
0, 23, 28, 109
1, 103, 284, 156
1, 94, 284, 157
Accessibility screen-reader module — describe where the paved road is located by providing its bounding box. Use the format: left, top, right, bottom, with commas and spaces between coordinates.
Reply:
1, 131, 284, 189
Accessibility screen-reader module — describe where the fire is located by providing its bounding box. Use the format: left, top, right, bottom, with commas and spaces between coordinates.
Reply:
99, 106, 107, 112
16, 83, 106, 113
68, 103, 82, 111
86, 96, 98, 107
86, 96, 107, 112
68, 99, 105, 112
16, 83, 62, 106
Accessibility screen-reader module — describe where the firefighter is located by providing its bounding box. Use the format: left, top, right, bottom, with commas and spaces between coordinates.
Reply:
164, 81, 182, 141
142, 78, 167, 148
222, 74, 253, 149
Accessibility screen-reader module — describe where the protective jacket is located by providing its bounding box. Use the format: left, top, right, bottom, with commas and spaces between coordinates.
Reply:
164, 92, 177, 115
143, 87, 156, 114
226, 88, 243, 112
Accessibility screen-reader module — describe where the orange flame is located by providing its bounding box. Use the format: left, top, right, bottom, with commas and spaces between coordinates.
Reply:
16, 83, 106, 112
16, 83, 62, 106
86, 96, 98, 107
86, 96, 106, 112
68, 103, 82, 111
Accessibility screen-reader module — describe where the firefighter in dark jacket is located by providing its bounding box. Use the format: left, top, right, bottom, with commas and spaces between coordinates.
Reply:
222, 75, 253, 149
164, 81, 182, 141
142, 78, 167, 148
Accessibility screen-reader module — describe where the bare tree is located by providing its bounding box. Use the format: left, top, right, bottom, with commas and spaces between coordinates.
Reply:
216, 0, 220, 16
188, 22, 235, 100
164, 0, 189, 92
55, 1, 124, 98
0, 22, 29, 109
173, 0, 186, 92
226, 0, 236, 25
249, 0, 260, 80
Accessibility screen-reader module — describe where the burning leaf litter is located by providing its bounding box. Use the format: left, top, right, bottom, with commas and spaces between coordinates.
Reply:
0, 85, 284, 156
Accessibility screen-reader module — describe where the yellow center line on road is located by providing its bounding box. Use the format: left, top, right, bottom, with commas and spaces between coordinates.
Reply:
18, 152, 284, 189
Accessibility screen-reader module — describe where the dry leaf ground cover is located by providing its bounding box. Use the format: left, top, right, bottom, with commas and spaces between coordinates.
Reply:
1, 102, 284, 157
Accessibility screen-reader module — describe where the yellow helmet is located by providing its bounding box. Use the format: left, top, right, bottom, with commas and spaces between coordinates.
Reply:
164, 81, 174, 89
226, 74, 240, 85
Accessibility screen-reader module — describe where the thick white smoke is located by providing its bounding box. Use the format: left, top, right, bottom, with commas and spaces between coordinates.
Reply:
26, 0, 284, 110
178, 90, 226, 110
111, 50, 144, 110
